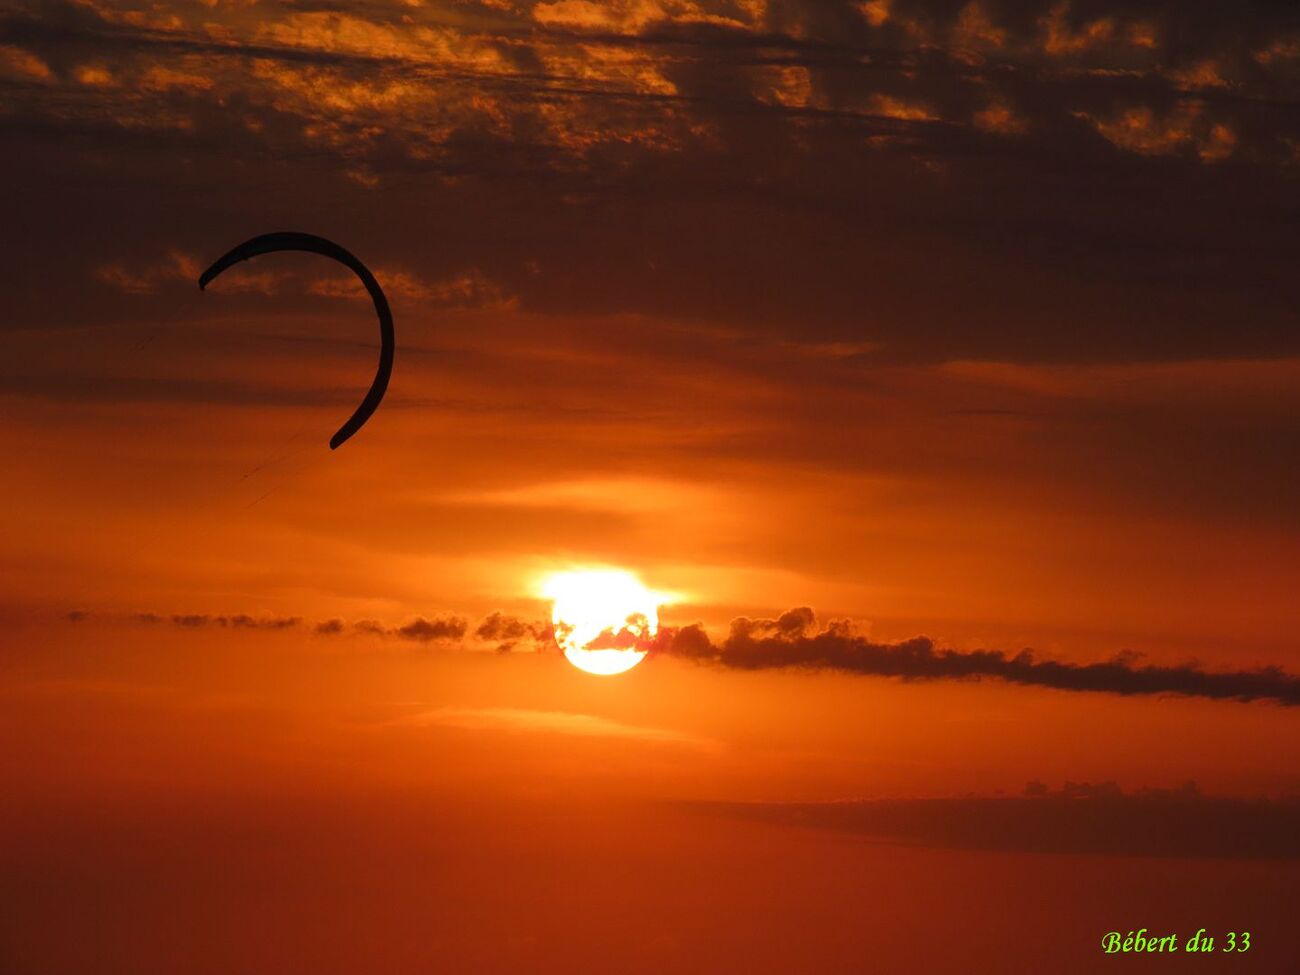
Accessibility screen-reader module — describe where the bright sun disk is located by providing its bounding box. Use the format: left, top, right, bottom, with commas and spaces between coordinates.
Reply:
540, 569, 664, 676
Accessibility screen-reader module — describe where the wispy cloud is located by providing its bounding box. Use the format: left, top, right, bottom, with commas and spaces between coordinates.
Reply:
392, 705, 713, 748
690, 783, 1300, 859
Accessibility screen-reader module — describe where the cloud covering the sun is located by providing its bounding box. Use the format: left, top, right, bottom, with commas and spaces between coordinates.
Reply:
74, 605, 1300, 707
5, 0, 1300, 704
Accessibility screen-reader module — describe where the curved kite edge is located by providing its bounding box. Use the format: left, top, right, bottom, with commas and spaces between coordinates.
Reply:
196, 231, 394, 451
196, 256, 238, 291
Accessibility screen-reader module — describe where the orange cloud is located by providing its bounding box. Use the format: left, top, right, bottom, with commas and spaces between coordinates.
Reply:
94, 252, 208, 295
1166, 59, 1230, 92
1040, 1, 1115, 56
74, 64, 115, 87
1253, 35, 1300, 66
394, 706, 713, 746
532, 0, 750, 34
1127, 20, 1158, 50
541, 43, 680, 96
309, 268, 518, 309
858, 0, 890, 29
752, 65, 814, 109
140, 64, 216, 92
952, 2, 1006, 57
254, 12, 508, 72
973, 101, 1027, 135
0, 44, 53, 81
868, 94, 937, 122
1076, 102, 1234, 162
1198, 123, 1236, 163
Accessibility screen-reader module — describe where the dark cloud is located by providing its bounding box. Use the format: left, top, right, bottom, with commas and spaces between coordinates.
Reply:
5, 0, 1300, 365
660, 608, 1300, 706
730, 606, 816, 641
691, 783, 1300, 859
665, 622, 715, 659
395, 616, 469, 643
473, 612, 550, 652
166, 613, 302, 629
110, 610, 470, 643
86, 605, 1300, 706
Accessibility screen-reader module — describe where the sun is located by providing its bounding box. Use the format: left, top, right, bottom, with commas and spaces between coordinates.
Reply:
540, 569, 664, 676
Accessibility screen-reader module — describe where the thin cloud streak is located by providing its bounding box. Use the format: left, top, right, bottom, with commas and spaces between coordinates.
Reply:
392, 705, 714, 748
659, 608, 1300, 706
76, 606, 1300, 706
690, 785, 1300, 859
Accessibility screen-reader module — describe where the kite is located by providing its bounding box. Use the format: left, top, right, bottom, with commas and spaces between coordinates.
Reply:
198, 232, 393, 449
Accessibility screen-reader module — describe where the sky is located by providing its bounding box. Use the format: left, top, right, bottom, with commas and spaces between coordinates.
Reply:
2, 0, 1300, 971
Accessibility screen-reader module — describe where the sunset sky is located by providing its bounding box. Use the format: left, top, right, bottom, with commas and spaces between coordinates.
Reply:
2, 0, 1300, 971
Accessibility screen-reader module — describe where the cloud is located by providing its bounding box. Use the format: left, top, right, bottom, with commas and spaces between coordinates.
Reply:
395, 615, 468, 642
531, 0, 751, 34
307, 267, 517, 309
80, 605, 1300, 707
94, 609, 474, 644
691, 784, 1300, 859
94, 245, 516, 310
338, 618, 464, 640
473, 611, 551, 652
972, 101, 1027, 135
63, 610, 299, 630
167, 613, 302, 629
0, 43, 52, 81
93, 251, 207, 295
394, 705, 712, 747
660, 608, 1300, 707
729, 607, 816, 641
665, 622, 714, 658
1074, 102, 1236, 162
9, 0, 1295, 178
1039, 1, 1118, 57
10, 0, 1300, 364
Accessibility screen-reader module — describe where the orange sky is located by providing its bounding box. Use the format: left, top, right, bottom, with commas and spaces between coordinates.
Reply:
2, 0, 1300, 971
4, 304, 1298, 662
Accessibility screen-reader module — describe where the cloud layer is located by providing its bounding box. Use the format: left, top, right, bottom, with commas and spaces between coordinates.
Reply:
74, 604, 1300, 706
659, 607, 1300, 705
694, 782, 1300, 859
7, 0, 1300, 361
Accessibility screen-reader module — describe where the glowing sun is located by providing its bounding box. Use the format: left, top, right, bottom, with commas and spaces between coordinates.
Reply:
540, 569, 663, 676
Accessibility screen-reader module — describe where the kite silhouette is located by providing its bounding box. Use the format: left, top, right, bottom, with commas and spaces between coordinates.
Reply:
198, 232, 393, 449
